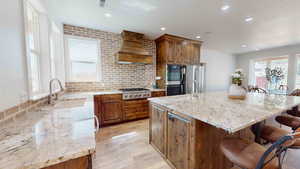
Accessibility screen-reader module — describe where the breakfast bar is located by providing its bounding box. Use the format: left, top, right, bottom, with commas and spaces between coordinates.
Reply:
148, 92, 300, 169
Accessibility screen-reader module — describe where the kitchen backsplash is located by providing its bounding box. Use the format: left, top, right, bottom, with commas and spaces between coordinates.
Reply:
64, 24, 156, 92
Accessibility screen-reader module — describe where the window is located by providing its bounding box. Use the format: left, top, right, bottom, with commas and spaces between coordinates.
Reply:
250, 56, 288, 94
295, 55, 300, 89
65, 36, 101, 82
25, 2, 41, 93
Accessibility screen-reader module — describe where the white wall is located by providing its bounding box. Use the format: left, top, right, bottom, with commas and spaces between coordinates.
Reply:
236, 44, 300, 92
201, 47, 236, 91
0, 0, 65, 111
0, 0, 28, 111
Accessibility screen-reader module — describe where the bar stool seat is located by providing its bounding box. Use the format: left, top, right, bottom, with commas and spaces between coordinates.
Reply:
220, 138, 279, 169
275, 115, 300, 131
260, 125, 300, 148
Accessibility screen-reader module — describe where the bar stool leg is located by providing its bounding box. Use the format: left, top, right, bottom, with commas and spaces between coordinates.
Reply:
251, 122, 263, 144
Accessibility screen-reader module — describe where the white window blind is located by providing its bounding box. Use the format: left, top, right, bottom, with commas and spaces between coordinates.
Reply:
65, 37, 101, 82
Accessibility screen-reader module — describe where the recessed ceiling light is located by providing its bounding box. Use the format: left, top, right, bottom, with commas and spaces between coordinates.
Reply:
160, 27, 166, 31
196, 36, 201, 39
255, 48, 260, 51
245, 17, 253, 22
221, 5, 230, 11
242, 45, 247, 48
104, 13, 112, 18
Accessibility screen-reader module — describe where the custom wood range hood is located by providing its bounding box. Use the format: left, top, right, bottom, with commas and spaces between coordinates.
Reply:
116, 30, 152, 64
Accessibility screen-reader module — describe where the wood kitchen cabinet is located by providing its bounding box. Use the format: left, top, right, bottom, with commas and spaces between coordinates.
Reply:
155, 34, 202, 65
155, 34, 202, 89
167, 113, 191, 169
94, 94, 123, 126
149, 105, 167, 157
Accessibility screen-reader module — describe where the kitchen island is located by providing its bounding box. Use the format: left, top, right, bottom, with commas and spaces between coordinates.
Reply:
148, 92, 300, 169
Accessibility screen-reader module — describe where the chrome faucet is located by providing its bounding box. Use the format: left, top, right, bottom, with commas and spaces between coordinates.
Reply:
48, 78, 64, 104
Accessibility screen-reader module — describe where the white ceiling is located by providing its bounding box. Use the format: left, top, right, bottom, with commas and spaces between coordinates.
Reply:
44, 0, 300, 55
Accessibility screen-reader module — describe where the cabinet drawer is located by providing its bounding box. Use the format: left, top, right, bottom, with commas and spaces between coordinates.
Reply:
123, 99, 149, 120
101, 94, 122, 102
151, 91, 166, 97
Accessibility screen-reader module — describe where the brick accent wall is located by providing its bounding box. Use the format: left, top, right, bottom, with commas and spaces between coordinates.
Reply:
63, 24, 156, 92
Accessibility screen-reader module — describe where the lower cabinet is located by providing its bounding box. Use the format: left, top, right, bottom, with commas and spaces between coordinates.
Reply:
94, 91, 166, 127
150, 104, 192, 169
150, 105, 167, 156
101, 100, 123, 124
167, 113, 191, 169
94, 94, 123, 126
42, 155, 92, 169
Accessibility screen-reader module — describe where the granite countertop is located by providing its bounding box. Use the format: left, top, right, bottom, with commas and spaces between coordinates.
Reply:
0, 88, 167, 169
0, 93, 96, 169
148, 92, 300, 133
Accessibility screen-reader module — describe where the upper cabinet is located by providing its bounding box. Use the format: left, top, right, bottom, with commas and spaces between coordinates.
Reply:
155, 34, 202, 65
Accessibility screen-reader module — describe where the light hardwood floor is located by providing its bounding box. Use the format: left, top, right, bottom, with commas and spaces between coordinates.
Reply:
93, 119, 300, 169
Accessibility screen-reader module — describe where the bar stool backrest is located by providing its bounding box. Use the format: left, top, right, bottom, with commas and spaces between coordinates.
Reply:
249, 87, 267, 94
255, 133, 300, 169
289, 89, 300, 96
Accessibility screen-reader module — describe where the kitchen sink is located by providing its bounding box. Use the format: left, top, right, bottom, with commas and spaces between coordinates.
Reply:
40, 98, 87, 110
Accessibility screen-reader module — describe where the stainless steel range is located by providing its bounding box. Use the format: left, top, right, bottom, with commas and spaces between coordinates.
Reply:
119, 88, 151, 100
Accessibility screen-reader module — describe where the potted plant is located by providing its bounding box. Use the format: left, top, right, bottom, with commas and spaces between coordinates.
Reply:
228, 69, 246, 99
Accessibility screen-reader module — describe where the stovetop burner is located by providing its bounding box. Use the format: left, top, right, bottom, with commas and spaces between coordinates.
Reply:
119, 88, 149, 92
119, 88, 151, 100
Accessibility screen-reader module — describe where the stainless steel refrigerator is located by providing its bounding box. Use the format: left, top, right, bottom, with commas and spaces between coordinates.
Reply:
166, 64, 206, 96
185, 64, 206, 94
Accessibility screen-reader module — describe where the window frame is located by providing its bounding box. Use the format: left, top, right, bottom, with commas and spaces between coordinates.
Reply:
24, 0, 42, 95
64, 35, 102, 82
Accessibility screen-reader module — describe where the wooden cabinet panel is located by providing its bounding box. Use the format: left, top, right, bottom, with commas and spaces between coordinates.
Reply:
101, 94, 122, 101
167, 113, 191, 169
98, 94, 123, 126
42, 155, 92, 169
101, 101, 123, 124
150, 105, 167, 156
191, 43, 201, 64
166, 40, 176, 63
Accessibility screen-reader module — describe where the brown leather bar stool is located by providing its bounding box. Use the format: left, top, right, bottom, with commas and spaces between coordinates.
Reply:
260, 125, 300, 149
275, 115, 300, 132
220, 133, 300, 169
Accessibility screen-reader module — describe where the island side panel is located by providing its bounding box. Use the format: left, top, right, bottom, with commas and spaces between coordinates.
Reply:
42, 155, 92, 169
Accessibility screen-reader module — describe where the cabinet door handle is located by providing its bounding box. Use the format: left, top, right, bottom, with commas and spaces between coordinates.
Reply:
94, 115, 100, 132
168, 113, 190, 123
153, 106, 165, 112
